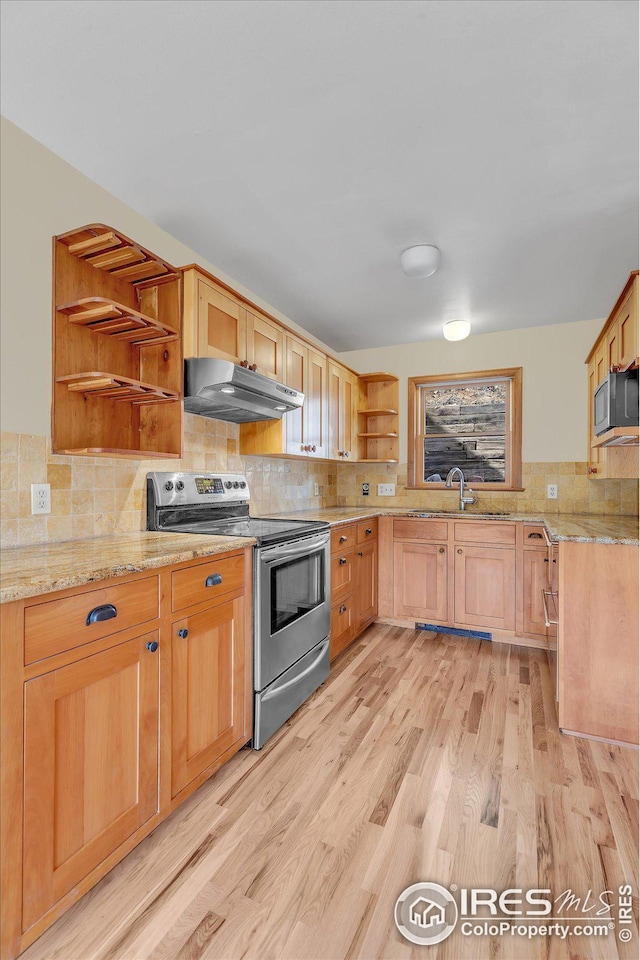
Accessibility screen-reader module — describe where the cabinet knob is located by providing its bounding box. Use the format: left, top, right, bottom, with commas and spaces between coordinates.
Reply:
339, 557, 347, 565
249, 363, 257, 372
345, 451, 350, 458
340, 605, 347, 614
544, 558, 549, 563
146, 640, 159, 653
365, 528, 372, 535
311, 445, 316, 452
588, 467, 598, 474
339, 535, 348, 543
358, 551, 363, 557
457, 549, 463, 555
178, 628, 189, 638
439, 547, 445, 554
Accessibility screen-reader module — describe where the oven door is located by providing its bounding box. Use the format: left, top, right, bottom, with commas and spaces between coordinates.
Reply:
255, 532, 330, 691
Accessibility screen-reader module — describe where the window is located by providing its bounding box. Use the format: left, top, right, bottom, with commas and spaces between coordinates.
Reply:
407, 368, 522, 490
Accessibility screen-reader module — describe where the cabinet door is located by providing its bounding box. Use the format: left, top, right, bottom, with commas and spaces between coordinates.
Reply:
618, 284, 638, 368
246, 311, 284, 381
197, 280, 247, 363
285, 336, 307, 454
606, 319, 620, 371
587, 356, 604, 477
454, 546, 515, 631
327, 361, 357, 460
22, 634, 159, 929
355, 540, 378, 630
522, 549, 548, 638
393, 541, 448, 622
306, 349, 328, 458
172, 595, 246, 797
330, 599, 354, 661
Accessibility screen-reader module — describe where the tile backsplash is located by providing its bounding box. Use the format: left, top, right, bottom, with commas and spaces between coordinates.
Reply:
336, 462, 639, 516
1, 421, 637, 549
0, 415, 337, 548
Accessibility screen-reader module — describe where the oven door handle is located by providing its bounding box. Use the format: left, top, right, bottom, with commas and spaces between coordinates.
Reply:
261, 640, 329, 701
260, 533, 330, 563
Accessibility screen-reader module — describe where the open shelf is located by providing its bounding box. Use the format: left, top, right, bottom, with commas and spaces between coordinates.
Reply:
357, 432, 398, 439
56, 372, 179, 404
57, 224, 180, 285
591, 427, 639, 448
58, 297, 179, 346
358, 372, 399, 384
357, 408, 398, 416
59, 447, 181, 459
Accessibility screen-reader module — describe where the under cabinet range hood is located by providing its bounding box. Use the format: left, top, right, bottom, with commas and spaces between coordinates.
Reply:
183, 358, 304, 423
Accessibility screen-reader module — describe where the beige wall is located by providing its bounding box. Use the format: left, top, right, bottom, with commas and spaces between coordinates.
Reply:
0, 117, 335, 437
339, 318, 602, 464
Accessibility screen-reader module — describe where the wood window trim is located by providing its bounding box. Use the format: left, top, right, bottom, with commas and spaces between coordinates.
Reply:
407, 367, 523, 491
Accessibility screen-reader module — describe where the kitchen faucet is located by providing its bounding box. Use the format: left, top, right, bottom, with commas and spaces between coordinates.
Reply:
445, 467, 477, 511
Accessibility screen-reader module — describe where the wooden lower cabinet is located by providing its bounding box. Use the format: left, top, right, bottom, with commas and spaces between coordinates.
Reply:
522, 548, 548, 639
171, 594, 247, 797
393, 540, 447, 622
454, 545, 516, 631
22, 632, 160, 930
0, 549, 252, 960
329, 522, 378, 660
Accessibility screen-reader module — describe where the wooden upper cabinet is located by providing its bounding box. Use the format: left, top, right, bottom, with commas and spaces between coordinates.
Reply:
171, 594, 247, 798
328, 360, 358, 460
454, 545, 515, 631
285, 336, 308, 454
197, 279, 247, 363
306, 348, 328, 458
246, 310, 284, 381
22, 633, 159, 929
587, 355, 603, 476
617, 281, 638, 369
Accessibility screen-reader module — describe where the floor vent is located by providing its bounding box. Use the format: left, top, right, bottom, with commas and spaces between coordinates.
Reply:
415, 623, 492, 641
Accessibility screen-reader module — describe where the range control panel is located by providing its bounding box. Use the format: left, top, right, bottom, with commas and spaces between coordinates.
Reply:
147, 472, 250, 507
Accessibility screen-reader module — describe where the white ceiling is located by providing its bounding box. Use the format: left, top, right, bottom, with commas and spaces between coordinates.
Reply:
1, 0, 638, 351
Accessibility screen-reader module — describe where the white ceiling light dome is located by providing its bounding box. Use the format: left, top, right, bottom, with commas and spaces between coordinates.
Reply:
400, 244, 441, 278
443, 319, 471, 341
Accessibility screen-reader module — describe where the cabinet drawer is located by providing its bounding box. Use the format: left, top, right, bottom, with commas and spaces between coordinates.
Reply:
172, 552, 245, 612
24, 576, 159, 665
331, 523, 356, 555
331, 550, 355, 603
357, 518, 378, 543
393, 518, 448, 541
523, 524, 546, 547
453, 520, 516, 545
330, 599, 354, 661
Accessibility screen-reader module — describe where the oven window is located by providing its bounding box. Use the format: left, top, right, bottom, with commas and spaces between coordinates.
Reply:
270, 551, 325, 634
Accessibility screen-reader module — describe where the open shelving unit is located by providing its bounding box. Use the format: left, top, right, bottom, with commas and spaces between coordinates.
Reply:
356, 372, 400, 463
53, 224, 183, 459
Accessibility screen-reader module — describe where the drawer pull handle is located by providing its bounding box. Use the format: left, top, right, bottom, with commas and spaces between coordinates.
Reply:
146, 641, 159, 653
340, 605, 347, 614
205, 573, 223, 587
339, 557, 347, 565
178, 628, 189, 638
339, 535, 348, 543
365, 528, 372, 535
528, 532, 543, 539
86, 603, 117, 626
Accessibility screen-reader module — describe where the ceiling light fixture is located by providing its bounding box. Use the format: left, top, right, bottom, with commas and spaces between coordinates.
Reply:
443, 319, 471, 341
400, 244, 441, 278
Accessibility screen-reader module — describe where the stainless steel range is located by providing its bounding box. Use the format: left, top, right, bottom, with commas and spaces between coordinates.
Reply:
146, 472, 330, 749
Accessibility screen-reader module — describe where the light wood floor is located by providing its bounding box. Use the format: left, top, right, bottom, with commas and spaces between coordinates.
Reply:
21, 624, 639, 960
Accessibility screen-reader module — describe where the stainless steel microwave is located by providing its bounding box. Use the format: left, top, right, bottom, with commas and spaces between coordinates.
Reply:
594, 369, 639, 435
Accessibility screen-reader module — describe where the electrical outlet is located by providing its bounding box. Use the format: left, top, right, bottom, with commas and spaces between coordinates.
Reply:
314, 482, 320, 497
547, 484, 558, 500
31, 483, 51, 515
378, 483, 396, 497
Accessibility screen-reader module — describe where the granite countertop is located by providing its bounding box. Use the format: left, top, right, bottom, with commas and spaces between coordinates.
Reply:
0, 531, 256, 604
262, 507, 640, 546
